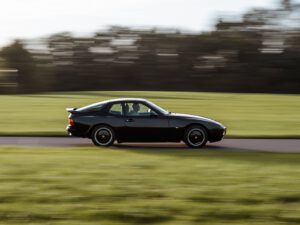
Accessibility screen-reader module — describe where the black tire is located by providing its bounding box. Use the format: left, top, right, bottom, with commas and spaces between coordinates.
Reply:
184, 125, 208, 148
91, 125, 115, 147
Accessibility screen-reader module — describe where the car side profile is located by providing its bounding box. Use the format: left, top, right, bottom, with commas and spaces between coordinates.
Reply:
66, 98, 226, 148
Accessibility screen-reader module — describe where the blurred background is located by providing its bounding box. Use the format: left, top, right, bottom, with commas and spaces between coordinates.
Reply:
1, 2, 300, 225
1, 0, 300, 94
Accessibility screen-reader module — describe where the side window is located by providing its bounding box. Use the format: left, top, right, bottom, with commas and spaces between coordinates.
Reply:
108, 103, 123, 116
125, 103, 157, 117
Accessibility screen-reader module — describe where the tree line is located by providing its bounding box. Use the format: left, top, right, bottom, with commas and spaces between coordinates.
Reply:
0, 0, 299, 94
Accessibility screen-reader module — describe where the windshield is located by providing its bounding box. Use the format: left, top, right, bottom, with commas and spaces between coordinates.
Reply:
147, 101, 169, 115
77, 100, 107, 112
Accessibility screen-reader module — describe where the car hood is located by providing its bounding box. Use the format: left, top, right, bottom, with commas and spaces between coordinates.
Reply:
170, 113, 222, 125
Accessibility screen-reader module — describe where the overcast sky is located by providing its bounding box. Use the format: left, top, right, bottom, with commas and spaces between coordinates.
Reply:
0, 0, 292, 47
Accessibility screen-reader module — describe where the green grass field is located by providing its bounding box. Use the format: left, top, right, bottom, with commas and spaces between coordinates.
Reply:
0, 146, 299, 225
1, 91, 300, 137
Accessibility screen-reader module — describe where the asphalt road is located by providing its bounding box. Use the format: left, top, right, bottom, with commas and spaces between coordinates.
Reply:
0, 137, 300, 152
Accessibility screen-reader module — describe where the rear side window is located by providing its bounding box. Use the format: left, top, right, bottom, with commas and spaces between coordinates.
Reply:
108, 103, 123, 116
77, 102, 105, 112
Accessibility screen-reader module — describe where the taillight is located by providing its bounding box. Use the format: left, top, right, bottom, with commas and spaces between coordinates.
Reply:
69, 118, 74, 126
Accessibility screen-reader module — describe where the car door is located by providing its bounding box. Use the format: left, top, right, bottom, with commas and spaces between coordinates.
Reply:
122, 102, 169, 142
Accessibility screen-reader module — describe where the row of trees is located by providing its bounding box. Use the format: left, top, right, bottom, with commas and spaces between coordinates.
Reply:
0, 0, 300, 94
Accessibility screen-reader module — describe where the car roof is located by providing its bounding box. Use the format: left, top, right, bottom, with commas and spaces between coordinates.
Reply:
106, 98, 149, 103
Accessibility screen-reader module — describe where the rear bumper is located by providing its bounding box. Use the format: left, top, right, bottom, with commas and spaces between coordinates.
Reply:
66, 125, 86, 137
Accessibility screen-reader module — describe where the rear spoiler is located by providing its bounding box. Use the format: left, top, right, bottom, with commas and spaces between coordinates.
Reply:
66, 108, 79, 114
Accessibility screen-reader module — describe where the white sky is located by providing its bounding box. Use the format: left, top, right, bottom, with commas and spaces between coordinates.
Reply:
0, 0, 292, 47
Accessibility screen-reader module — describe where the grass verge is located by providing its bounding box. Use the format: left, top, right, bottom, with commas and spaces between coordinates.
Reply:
1, 91, 300, 137
0, 146, 299, 224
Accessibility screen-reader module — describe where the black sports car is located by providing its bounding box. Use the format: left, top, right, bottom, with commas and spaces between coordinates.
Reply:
66, 98, 226, 148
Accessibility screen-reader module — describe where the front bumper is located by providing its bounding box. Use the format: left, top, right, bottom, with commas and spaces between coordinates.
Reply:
209, 127, 226, 143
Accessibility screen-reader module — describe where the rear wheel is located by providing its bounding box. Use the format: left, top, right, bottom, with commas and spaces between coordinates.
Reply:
91, 125, 115, 147
184, 125, 208, 148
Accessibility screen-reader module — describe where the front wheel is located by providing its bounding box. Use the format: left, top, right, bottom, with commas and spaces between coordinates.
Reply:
91, 125, 115, 147
184, 126, 208, 148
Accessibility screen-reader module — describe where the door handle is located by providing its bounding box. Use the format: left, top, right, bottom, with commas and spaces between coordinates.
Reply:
126, 118, 134, 122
